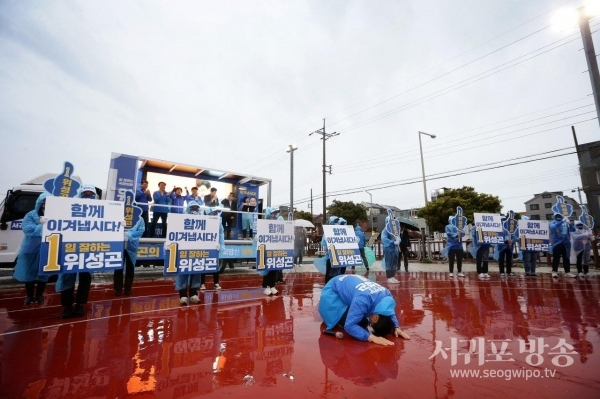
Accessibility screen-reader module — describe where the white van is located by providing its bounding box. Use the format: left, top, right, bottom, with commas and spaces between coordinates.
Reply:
0, 174, 98, 267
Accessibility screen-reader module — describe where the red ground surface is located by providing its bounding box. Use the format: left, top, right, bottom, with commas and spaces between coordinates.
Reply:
0, 271, 599, 399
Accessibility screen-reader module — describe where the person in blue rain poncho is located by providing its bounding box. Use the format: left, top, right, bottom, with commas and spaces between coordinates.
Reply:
56, 185, 98, 319
200, 206, 226, 291
261, 207, 282, 296
549, 214, 576, 278
318, 274, 410, 345
570, 220, 594, 277
469, 223, 491, 279
518, 216, 539, 278
382, 216, 400, 284
494, 215, 518, 278
113, 216, 145, 296
13, 192, 51, 305
443, 216, 464, 278
352, 220, 369, 271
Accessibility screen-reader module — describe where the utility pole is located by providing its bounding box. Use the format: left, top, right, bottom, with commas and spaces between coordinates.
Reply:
310, 119, 338, 225
578, 11, 600, 131
310, 188, 313, 218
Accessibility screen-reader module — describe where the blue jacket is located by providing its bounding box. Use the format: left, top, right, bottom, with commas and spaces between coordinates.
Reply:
549, 219, 572, 250
125, 218, 145, 266
186, 194, 204, 206
445, 223, 463, 251
13, 192, 50, 282
135, 188, 152, 211
170, 192, 185, 214
152, 191, 171, 213
355, 226, 366, 249
318, 275, 400, 341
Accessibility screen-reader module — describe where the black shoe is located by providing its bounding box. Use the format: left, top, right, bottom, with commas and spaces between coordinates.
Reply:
115, 289, 122, 296
124, 289, 131, 296
61, 306, 74, 319
72, 304, 85, 318
34, 296, 44, 304
24, 296, 34, 305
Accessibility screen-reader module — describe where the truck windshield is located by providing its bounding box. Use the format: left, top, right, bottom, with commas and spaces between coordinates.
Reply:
0, 191, 41, 222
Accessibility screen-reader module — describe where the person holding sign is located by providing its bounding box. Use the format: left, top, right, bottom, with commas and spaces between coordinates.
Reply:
322, 216, 346, 283
353, 220, 369, 271
200, 207, 225, 290
518, 216, 539, 278
114, 217, 145, 296
496, 214, 518, 278
444, 216, 464, 278
56, 185, 98, 319
382, 216, 400, 284
260, 207, 282, 295
571, 221, 594, 278
550, 214, 576, 278
470, 223, 491, 279
175, 201, 207, 304
318, 274, 410, 345
13, 192, 51, 305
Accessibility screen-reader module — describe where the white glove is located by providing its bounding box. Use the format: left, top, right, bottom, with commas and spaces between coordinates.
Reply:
216, 244, 220, 251
39, 217, 48, 224
124, 231, 130, 240
395, 240, 400, 245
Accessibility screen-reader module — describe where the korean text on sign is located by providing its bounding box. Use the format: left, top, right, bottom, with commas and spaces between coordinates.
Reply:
256, 219, 295, 271
322, 225, 363, 268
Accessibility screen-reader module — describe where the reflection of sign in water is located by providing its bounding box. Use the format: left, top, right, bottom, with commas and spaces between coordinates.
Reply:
473, 213, 503, 245
322, 225, 363, 268
43, 161, 81, 198
518, 220, 550, 252
39, 197, 125, 274
256, 219, 294, 271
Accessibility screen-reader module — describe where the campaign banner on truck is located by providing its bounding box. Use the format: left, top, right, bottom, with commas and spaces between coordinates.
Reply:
255, 219, 294, 271
322, 225, 363, 268
39, 197, 125, 275
106, 152, 138, 202
517, 220, 550, 252
473, 213, 504, 245
164, 213, 220, 275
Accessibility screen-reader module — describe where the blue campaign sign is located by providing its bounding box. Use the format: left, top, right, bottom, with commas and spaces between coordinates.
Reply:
123, 190, 143, 230
552, 195, 573, 218
322, 225, 363, 268
107, 153, 138, 201
385, 209, 401, 238
252, 204, 259, 237
288, 212, 293, 221
255, 219, 295, 271
39, 197, 125, 275
579, 205, 595, 229
136, 243, 164, 260
220, 241, 256, 259
451, 206, 468, 233
503, 210, 518, 236
43, 161, 81, 198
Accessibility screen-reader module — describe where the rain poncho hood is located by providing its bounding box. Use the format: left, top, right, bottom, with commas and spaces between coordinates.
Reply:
354, 225, 366, 249
186, 201, 202, 214
78, 184, 97, 199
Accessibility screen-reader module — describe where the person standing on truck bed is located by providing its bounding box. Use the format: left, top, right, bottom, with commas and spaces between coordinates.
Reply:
13, 192, 51, 305
170, 187, 185, 214
56, 185, 97, 319
135, 180, 152, 238
150, 182, 171, 238
204, 187, 219, 207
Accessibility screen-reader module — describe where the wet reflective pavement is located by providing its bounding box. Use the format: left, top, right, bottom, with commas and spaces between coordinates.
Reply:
1, 271, 599, 398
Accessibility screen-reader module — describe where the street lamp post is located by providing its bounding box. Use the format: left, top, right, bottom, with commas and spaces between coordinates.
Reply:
418, 131, 436, 205
364, 190, 374, 235
286, 144, 298, 216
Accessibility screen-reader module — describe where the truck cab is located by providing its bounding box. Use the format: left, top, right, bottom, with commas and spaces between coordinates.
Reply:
0, 174, 85, 267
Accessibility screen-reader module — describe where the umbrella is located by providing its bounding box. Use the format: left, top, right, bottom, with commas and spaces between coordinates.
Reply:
396, 216, 420, 231
294, 219, 315, 228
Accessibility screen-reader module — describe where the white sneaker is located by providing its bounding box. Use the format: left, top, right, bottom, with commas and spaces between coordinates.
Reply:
457, 272, 465, 277
565, 273, 576, 278
263, 287, 272, 296
270, 287, 279, 295
484, 274, 491, 278
200, 284, 206, 290
552, 272, 558, 278
578, 272, 585, 278
180, 297, 189, 306
387, 277, 400, 284
449, 273, 454, 277
509, 273, 516, 278
215, 284, 222, 290
479, 273, 485, 279
500, 273, 506, 278
190, 295, 200, 304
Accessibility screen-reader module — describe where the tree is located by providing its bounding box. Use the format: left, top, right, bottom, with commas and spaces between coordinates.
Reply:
326, 200, 368, 226
417, 186, 502, 232
294, 210, 314, 222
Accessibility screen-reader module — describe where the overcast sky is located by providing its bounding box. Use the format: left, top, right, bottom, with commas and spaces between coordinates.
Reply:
1, 0, 598, 216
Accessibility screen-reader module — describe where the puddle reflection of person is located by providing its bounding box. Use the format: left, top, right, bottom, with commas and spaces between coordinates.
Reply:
319, 274, 410, 345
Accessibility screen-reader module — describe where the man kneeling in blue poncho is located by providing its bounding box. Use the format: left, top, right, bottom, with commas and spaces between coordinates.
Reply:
318, 274, 411, 346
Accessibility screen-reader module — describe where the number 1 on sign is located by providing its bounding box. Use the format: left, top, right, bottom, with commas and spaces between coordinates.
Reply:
328, 245, 339, 266
42, 233, 62, 272
257, 244, 266, 270
166, 243, 178, 273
